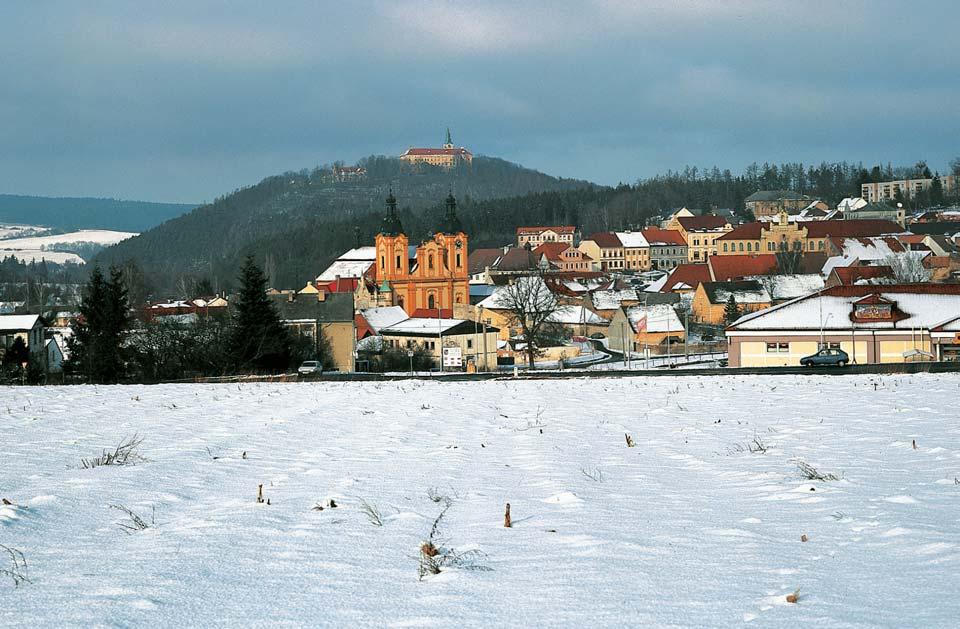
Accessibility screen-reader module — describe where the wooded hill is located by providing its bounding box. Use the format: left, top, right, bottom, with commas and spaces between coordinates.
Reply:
95, 157, 958, 297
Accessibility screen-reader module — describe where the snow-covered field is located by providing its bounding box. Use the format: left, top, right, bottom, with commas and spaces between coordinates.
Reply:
0, 249, 85, 265
2, 374, 959, 627
0, 229, 137, 264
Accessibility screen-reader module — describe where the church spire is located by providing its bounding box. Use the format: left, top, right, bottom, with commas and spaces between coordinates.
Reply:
379, 188, 404, 236
439, 191, 463, 235
446, 127, 452, 145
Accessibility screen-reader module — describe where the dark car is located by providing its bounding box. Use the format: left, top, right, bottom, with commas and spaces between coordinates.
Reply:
800, 348, 850, 367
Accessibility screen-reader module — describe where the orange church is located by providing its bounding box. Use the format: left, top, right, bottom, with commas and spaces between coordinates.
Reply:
374, 192, 469, 315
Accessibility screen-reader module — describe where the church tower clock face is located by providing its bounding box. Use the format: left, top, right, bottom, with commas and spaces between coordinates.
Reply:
455, 239, 463, 249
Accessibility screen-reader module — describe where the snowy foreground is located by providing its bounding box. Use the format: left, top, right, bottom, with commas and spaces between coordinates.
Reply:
2, 374, 959, 627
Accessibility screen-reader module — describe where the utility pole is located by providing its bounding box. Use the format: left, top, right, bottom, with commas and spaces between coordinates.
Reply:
684, 310, 689, 362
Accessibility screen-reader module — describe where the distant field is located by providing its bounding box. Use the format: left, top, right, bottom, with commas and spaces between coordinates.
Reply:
0, 228, 137, 264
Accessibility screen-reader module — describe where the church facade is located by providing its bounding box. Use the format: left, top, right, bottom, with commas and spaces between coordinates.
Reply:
374, 192, 469, 315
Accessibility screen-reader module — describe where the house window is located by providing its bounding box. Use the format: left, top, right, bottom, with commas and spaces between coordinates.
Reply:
723, 243, 728, 252
739, 242, 744, 251
766, 342, 789, 353
467, 339, 473, 349
819, 342, 841, 350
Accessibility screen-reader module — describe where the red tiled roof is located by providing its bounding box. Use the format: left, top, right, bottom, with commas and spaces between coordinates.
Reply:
355, 313, 376, 340
659, 263, 711, 292
641, 227, 687, 246
516, 225, 576, 235
677, 215, 729, 231
716, 223, 764, 241
831, 265, 895, 285
532, 242, 572, 261
898, 234, 926, 244
586, 232, 624, 248
708, 254, 778, 281
401, 147, 472, 156
322, 278, 359, 293
923, 255, 952, 269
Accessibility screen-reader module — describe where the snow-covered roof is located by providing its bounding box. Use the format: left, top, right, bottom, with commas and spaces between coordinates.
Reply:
477, 276, 555, 310
837, 197, 867, 212
337, 247, 377, 261
316, 259, 374, 282
381, 318, 466, 335
624, 304, 684, 333
706, 282, 771, 305
743, 274, 824, 300
615, 231, 649, 248
591, 289, 640, 310
360, 306, 409, 331
0, 314, 41, 331
836, 237, 905, 262
548, 306, 606, 326
730, 288, 960, 331
644, 273, 669, 293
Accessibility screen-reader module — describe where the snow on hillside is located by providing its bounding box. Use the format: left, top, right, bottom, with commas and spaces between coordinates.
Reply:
0, 249, 84, 264
0, 229, 137, 249
0, 224, 50, 240
2, 374, 959, 626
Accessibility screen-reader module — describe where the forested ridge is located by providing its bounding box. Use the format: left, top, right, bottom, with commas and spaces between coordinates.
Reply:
0, 194, 196, 232
95, 156, 960, 296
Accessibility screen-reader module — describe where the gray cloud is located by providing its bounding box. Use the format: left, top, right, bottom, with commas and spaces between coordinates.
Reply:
1, 0, 957, 203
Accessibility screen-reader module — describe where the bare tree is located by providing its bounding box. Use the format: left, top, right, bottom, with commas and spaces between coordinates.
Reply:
497, 274, 560, 370
883, 252, 930, 283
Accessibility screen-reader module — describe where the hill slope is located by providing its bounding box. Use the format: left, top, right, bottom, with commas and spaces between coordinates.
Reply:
0, 194, 196, 232
96, 156, 596, 291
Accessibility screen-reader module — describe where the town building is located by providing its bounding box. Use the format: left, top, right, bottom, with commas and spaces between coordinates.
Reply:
468, 246, 539, 284
378, 317, 499, 370
665, 214, 733, 262
0, 314, 45, 362
271, 292, 356, 373
645, 263, 712, 294
641, 228, 687, 270
715, 213, 905, 256
745, 190, 813, 218
615, 231, 650, 271
532, 242, 595, 272
692, 281, 772, 325
607, 304, 686, 354
374, 192, 469, 315
861, 175, 956, 203
842, 201, 906, 227
578, 233, 625, 272
399, 129, 473, 168
516, 225, 576, 248
725, 284, 960, 366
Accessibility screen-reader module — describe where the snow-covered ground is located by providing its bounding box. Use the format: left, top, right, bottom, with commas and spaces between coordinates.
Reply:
3, 374, 959, 626
0, 249, 85, 265
0, 224, 50, 241
0, 229, 137, 264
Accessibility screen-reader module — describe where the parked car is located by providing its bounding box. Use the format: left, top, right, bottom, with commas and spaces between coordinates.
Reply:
297, 361, 322, 376
800, 348, 850, 367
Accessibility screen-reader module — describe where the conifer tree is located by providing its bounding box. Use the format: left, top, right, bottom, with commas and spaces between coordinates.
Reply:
68, 266, 131, 383
228, 256, 292, 373
724, 295, 741, 325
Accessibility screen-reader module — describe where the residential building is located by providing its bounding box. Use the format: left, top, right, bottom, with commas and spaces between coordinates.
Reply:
578, 233, 625, 272
646, 263, 711, 294
532, 242, 595, 272
641, 228, 687, 270
516, 225, 576, 248
378, 317, 499, 370
615, 231, 650, 271
725, 284, 960, 366
715, 213, 905, 256
861, 175, 956, 203
271, 292, 356, 373
824, 265, 895, 288
374, 192, 469, 315
316, 247, 377, 285
744, 190, 812, 218
399, 129, 472, 168
692, 281, 772, 325
842, 201, 906, 227
608, 304, 686, 353
665, 214, 733, 262
468, 246, 539, 283
0, 314, 45, 362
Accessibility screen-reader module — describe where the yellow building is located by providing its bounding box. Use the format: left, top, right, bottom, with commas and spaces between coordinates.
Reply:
691, 281, 771, 325
375, 193, 469, 315
725, 285, 960, 367
715, 212, 904, 256
664, 215, 733, 262
399, 129, 473, 168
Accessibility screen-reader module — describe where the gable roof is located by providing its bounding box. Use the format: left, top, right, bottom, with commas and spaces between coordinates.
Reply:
533, 242, 573, 262
585, 232, 624, 248
650, 263, 711, 292
641, 227, 686, 246
700, 280, 771, 305
623, 304, 684, 333
0, 314, 41, 332
708, 254, 778, 281
677, 215, 729, 231
830, 265, 895, 285
615, 231, 650, 248
805, 220, 905, 238
716, 223, 764, 241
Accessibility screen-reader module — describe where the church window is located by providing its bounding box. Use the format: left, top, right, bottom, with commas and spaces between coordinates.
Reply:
428, 294, 436, 310
381, 255, 385, 270
428, 254, 434, 270
456, 253, 461, 268
396, 255, 402, 270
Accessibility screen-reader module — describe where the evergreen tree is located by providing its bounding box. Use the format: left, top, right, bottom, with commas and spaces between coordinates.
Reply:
228, 256, 292, 373
724, 295, 741, 325
68, 266, 131, 383
3, 336, 29, 367
929, 173, 944, 206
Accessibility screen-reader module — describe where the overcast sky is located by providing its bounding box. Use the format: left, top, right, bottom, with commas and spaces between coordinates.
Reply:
1, 1, 957, 203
